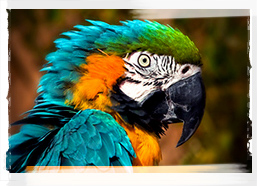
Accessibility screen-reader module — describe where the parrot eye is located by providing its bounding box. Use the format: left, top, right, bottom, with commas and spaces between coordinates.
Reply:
138, 54, 151, 68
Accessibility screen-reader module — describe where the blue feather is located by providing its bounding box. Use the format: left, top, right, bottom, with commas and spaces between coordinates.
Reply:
101, 133, 115, 157
20, 124, 50, 138
86, 20, 110, 27
87, 132, 102, 150
114, 143, 123, 158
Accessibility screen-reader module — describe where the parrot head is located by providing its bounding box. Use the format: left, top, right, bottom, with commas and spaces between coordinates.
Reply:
40, 20, 205, 147
112, 51, 205, 147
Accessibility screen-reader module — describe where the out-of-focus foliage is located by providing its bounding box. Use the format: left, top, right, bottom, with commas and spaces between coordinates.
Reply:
8, 10, 250, 169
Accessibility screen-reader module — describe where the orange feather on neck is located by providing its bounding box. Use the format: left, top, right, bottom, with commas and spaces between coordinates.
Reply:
122, 124, 162, 166
66, 53, 125, 111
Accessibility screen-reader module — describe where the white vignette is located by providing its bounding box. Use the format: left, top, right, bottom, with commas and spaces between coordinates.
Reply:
0, 1, 256, 186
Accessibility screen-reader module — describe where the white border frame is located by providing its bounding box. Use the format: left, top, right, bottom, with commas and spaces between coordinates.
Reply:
1, 1, 256, 186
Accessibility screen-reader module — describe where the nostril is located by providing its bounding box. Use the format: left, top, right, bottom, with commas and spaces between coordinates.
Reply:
182, 66, 190, 74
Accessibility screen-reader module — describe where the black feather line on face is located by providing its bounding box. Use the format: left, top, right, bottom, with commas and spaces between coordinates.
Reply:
120, 77, 141, 84
153, 81, 163, 86
110, 84, 168, 137
124, 60, 134, 68
143, 82, 153, 86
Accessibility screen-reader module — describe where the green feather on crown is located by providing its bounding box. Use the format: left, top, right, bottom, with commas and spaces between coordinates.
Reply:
93, 20, 201, 65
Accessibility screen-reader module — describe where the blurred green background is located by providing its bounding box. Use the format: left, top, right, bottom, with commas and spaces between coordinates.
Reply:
8, 10, 250, 170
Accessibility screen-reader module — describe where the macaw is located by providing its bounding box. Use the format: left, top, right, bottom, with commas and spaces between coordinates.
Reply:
6, 20, 205, 173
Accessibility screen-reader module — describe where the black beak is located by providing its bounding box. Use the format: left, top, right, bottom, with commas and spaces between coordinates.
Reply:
163, 72, 205, 147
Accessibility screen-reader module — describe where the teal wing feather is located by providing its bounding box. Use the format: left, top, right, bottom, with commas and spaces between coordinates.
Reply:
35, 109, 136, 168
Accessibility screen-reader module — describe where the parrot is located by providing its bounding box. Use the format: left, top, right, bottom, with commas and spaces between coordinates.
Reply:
6, 20, 205, 173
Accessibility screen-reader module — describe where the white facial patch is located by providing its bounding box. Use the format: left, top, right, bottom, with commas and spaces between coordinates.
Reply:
120, 51, 201, 103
